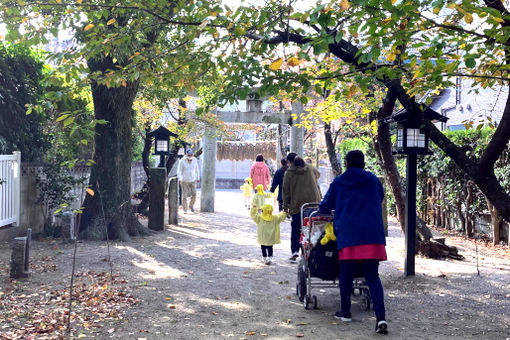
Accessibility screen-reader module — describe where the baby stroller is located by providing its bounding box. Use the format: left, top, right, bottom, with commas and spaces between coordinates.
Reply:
295, 203, 371, 310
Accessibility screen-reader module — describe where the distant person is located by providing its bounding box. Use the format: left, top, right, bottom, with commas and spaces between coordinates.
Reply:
318, 150, 388, 334
250, 203, 287, 265
240, 177, 253, 209
269, 158, 288, 211
177, 149, 200, 213
282, 153, 322, 262
250, 154, 271, 191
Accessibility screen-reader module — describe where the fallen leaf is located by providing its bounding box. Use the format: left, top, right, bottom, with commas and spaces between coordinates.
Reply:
286, 296, 292, 300
165, 297, 172, 301
78, 334, 87, 338
108, 328, 115, 333
296, 333, 305, 338
245, 331, 257, 335
168, 304, 176, 309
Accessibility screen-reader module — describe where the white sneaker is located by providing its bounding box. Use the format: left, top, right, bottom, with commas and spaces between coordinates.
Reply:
267, 257, 273, 265
262, 257, 267, 263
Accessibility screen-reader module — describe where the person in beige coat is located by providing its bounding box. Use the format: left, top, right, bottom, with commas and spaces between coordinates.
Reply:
282, 154, 322, 262
250, 204, 287, 265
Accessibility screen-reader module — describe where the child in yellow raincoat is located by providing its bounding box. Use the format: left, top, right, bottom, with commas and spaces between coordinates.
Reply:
240, 177, 253, 209
251, 184, 273, 212
251, 203, 287, 265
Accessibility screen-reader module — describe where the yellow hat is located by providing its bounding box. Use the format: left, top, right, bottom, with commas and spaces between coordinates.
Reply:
261, 204, 274, 222
256, 184, 264, 195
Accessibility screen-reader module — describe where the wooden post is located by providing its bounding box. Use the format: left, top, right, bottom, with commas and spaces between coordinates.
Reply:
10, 237, 29, 278
148, 167, 166, 231
24, 228, 31, 273
405, 154, 417, 276
168, 176, 179, 225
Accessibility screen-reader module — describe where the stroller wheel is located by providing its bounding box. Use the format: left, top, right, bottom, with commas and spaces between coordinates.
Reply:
297, 259, 306, 302
312, 295, 318, 309
361, 293, 371, 311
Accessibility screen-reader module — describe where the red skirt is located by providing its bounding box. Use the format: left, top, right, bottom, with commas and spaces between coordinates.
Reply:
338, 244, 387, 261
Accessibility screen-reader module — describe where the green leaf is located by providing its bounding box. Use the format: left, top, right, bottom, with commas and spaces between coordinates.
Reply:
465, 57, 476, 68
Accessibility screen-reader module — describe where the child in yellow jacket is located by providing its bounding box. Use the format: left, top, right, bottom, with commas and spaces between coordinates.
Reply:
250, 203, 287, 265
240, 177, 253, 209
252, 184, 273, 212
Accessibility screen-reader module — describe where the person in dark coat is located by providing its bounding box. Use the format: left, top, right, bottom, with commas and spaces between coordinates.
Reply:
318, 150, 388, 334
269, 158, 288, 211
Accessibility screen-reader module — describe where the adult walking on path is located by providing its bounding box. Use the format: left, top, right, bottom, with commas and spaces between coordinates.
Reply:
283, 153, 322, 262
318, 150, 388, 334
270, 158, 288, 211
250, 154, 271, 191
177, 149, 200, 213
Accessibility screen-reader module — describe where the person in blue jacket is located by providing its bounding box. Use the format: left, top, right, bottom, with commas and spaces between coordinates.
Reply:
318, 150, 388, 335
269, 158, 288, 211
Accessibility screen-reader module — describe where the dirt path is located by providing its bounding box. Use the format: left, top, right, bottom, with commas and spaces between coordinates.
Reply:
1, 189, 510, 339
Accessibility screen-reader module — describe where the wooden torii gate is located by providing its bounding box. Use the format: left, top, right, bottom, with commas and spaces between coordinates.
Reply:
200, 97, 306, 212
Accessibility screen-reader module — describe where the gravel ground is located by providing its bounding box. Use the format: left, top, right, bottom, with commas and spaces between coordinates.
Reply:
1, 189, 509, 339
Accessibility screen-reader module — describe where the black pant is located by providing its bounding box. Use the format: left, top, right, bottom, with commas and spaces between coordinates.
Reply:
261, 245, 273, 257
290, 213, 301, 254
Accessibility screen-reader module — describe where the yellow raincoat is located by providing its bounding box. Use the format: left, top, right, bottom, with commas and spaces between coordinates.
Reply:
250, 204, 287, 246
251, 184, 273, 210
240, 183, 253, 198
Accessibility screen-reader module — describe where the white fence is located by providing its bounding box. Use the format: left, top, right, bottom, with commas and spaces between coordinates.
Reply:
0, 152, 21, 227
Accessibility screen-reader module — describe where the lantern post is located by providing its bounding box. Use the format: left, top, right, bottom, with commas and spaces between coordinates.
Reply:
382, 107, 448, 276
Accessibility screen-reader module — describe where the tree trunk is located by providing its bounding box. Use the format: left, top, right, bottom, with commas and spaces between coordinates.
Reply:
80, 57, 145, 241
486, 197, 501, 245
323, 122, 342, 176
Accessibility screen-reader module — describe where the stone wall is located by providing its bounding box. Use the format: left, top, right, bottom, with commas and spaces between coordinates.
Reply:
0, 161, 147, 241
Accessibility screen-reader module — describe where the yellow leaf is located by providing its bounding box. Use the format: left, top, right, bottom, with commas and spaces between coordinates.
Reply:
269, 58, 283, 71
107, 18, 116, 25
122, 80, 127, 87
86, 188, 95, 196
0, 35, 3, 40
76, 0, 82, 3
340, 0, 350, 11
56, 0, 61, 3
78, 334, 87, 338
464, 13, 473, 24
493, 17, 504, 23
391, 0, 397, 4
433, 7, 440, 15
287, 57, 300, 67
84, 23, 95, 31
177, 78, 184, 87
383, 17, 391, 24
245, 331, 256, 335
102, 283, 108, 290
